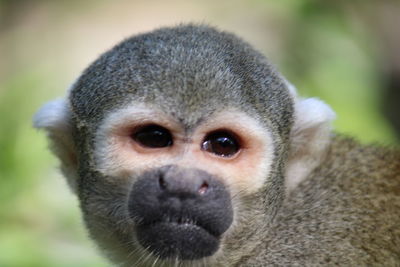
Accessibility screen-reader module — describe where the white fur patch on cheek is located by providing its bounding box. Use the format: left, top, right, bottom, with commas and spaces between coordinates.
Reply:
230, 136, 274, 195
227, 154, 273, 196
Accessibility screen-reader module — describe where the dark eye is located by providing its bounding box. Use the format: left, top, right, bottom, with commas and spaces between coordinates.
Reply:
132, 125, 173, 148
201, 131, 240, 157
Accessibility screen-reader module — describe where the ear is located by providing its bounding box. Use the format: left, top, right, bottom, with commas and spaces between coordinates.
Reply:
33, 98, 78, 193
284, 83, 336, 193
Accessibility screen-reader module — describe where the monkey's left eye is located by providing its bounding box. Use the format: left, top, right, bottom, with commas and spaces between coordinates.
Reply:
132, 125, 173, 148
201, 131, 240, 158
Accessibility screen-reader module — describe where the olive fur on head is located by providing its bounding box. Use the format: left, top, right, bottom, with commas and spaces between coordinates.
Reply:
34, 24, 400, 266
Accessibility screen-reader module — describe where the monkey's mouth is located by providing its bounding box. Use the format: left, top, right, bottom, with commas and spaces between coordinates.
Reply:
128, 167, 234, 261
136, 217, 220, 260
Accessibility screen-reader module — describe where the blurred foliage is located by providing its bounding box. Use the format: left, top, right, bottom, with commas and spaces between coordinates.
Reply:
278, 0, 398, 143
0, 0, 398, 266
0, 71, 108, 266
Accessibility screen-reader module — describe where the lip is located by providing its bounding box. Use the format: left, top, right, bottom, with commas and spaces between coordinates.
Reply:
140, 216, 218, 237
148, 221, 211, 234
136, 220, 220, 260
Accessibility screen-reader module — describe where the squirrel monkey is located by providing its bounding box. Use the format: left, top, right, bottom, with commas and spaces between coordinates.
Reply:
34, 25, 400, 266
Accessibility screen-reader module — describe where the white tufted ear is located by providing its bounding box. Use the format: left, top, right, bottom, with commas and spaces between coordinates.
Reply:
33, 98, 78, 192
284, 83, 336, 193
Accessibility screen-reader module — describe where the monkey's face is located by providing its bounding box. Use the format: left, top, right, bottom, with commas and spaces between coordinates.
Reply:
34, 25, 306, 266
80, 105, 275, 264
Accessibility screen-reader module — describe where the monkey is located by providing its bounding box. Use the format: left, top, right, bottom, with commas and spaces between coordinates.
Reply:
33, 24, 400, 266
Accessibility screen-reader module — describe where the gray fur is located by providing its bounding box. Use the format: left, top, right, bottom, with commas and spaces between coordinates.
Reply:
243, 137, 400, 266
36, 24, 400, 266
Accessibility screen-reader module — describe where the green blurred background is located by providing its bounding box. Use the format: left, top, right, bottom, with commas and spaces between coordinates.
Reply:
1, 0, 399, 266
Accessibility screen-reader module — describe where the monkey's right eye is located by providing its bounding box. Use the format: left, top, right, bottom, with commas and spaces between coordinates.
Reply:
201, 130, 240, 158
132, 125, 173, 148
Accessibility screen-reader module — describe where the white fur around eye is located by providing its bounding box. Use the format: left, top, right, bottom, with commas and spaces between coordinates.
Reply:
93, 103, 275, 196
193, 110, 275, 195
93, 104, 178, 177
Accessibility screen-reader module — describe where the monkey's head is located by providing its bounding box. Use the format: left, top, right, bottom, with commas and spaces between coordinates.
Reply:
34, 25, 335, 266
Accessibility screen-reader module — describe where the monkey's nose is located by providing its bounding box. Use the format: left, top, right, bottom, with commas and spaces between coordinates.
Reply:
158, 167, 210, 197
128, 165, 233, 228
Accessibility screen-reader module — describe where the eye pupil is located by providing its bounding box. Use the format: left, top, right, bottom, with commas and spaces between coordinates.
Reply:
133, 125, 173, 148
201, 131, 240, 157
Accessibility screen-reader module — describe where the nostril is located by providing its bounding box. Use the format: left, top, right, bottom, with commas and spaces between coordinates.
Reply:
198, 182, 209, 195
159, 174, 166, 190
